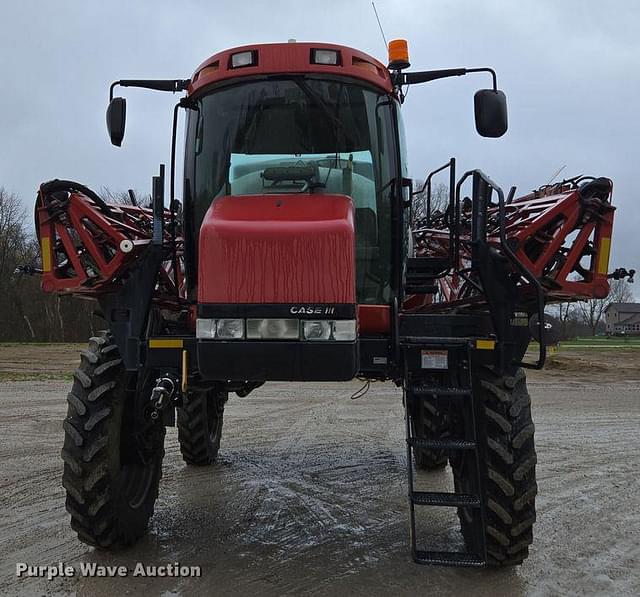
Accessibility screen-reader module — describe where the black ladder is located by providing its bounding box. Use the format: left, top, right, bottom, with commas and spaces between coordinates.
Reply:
402, 337, 488, 567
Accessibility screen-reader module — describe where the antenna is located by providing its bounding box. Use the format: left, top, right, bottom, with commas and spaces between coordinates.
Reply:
372, 2, 388, 49
545, 164, 567, 186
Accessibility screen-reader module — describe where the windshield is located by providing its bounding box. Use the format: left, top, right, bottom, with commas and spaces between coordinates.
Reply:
184, 77, 397, 304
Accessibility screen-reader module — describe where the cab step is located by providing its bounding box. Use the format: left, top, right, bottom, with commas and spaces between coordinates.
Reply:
414, 550, 485, 567
411, 491, 481, 507
411, 385, 471, 398
405, 284, 438, 294
408, 437, 476, 451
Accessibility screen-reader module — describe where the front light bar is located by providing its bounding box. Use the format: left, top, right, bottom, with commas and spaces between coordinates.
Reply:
196, 318, 356, 341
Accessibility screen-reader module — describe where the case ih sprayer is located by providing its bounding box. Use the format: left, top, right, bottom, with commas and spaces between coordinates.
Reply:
32, 40, 624, 567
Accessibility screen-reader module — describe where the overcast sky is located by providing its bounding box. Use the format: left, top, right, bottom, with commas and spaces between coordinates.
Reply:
1, 0, 638, 290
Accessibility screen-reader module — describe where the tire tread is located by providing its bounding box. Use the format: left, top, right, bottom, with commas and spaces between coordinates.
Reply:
61, 331, 164, 549
177, 390, 225, 466
453, 366, 537, 566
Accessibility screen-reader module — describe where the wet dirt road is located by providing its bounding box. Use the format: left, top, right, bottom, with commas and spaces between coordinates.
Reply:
0, 348, 639, 595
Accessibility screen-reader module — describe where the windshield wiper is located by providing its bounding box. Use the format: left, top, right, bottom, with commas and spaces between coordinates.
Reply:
290, 77, 356, 148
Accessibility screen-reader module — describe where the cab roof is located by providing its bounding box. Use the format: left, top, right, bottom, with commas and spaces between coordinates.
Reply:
188, 42, 393, 96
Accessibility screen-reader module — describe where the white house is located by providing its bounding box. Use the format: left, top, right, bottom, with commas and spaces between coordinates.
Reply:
604, 303, 640, 335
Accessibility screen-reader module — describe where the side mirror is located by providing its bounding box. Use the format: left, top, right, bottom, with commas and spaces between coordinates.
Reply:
474, 89, 508, 138
106, 97, 126, 146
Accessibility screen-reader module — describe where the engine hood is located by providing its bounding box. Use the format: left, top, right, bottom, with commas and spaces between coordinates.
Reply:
198, 193, 355, 304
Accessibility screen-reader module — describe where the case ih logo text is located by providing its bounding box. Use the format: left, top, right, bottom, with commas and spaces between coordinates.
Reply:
290, 306, 336, 315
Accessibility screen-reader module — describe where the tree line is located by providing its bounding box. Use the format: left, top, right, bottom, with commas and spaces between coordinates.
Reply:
0, 188, 102, 342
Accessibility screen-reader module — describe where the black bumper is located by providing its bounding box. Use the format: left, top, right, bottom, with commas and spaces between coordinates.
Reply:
196, 340, 358, 382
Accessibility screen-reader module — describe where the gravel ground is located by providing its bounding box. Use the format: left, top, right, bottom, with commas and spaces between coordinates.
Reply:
0, 346, 638, 596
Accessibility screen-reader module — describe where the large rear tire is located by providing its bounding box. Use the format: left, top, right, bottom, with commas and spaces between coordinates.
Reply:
177, 389, 227, 465
61, 332, 165, 549
452, 367, 537, 566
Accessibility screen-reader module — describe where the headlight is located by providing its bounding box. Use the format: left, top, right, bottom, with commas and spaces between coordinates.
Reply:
303, 320, 332, 340
197, 318, 357, 341
230, 50, 258, 68
216, 319, 245, 339
196, 318, 216, 339
332, 320, 357, 341
246, 318, 299, 340
311, 49, 340, 65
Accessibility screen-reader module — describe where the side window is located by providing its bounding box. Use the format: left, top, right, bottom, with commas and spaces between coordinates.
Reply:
396, 103, 409, 178
395, 104, 413, 257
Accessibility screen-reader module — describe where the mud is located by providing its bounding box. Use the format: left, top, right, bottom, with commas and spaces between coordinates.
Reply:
0, 346, 638, 595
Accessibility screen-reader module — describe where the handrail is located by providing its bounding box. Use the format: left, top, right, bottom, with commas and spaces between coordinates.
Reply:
467, 170, 546, 369
411, 158, 456, 268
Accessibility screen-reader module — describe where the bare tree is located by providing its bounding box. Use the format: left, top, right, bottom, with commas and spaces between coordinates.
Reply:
0, 188, 103, 342
23, 315, 36, 339
0, 188, 26, 283
608, 277, 635, 303
412, 181, 449, 227
577, 279, 635, 336
577, 299, 608, 336
101, 187, 151, 207
557, 302, 575, 339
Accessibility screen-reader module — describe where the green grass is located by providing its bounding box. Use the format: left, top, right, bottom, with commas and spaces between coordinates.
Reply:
530, 336, 640, 350
0, 371, 73, 382
562, 336, 640, 348
0, 342, 83, 348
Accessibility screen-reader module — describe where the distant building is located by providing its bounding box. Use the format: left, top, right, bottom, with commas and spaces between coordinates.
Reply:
605, 303, 640, 335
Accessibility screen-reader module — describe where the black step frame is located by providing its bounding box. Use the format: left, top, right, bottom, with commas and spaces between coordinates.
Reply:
403, 338, 489, 567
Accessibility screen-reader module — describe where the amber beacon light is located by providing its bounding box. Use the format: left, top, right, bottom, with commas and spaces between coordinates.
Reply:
388, 39, 410, 70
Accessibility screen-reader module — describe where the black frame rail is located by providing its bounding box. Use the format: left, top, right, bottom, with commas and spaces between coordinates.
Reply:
456, 170, 546, 370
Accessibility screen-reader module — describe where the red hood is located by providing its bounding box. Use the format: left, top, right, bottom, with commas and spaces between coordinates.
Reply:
198, 193, 355, 304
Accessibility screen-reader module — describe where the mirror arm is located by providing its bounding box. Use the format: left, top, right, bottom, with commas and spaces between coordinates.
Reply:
399, 67, 497, 91
109, 79, 190, 101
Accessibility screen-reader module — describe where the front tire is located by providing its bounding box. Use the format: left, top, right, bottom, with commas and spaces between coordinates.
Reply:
452, 366, 537, 566
177, 389, 227, 465
61, 332, 165, 549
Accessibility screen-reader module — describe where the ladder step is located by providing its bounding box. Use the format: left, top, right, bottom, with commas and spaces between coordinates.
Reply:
414, 550, 485, 567
409, 437, 476, 450
411, 491, 481, 507
405, 285, 438, 294
406, 257, 451, 272
411, 386, 471, 398
406, 270, 441, 279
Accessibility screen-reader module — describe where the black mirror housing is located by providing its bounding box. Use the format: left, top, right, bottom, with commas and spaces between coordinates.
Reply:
106, 97, 126, 146
474, 89, 508, 138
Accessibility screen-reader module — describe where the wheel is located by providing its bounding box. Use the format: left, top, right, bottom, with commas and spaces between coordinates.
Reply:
408, 391, 448, 471
61, 332, 165, 549
177, 389, 227, 465
452, 366, 537, 566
